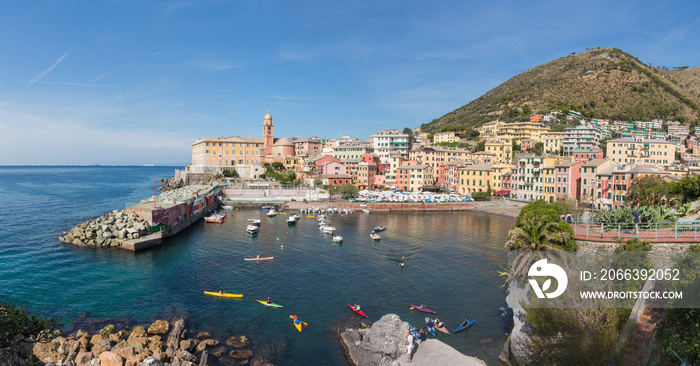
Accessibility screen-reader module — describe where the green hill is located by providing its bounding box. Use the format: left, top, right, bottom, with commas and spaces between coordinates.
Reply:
421, 47, 700, 133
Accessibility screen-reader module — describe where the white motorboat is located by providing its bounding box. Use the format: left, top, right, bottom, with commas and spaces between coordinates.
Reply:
287, 214, 300, 224
332, 234, 343, 243
320, 225, 336, 233
370, 233, 381, 240
267, 210, 277, 217
246, 225, 260, 234
221, 205, 234, 210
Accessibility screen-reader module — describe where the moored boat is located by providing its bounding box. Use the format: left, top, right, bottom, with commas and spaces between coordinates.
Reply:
204, 213, 224, 223
266, 210, 277, 217
332, 234, 343, 243
287, 214, 300, 224
370, 233, 381, 240
246, 225, 260, 234
373, 226, 386, 232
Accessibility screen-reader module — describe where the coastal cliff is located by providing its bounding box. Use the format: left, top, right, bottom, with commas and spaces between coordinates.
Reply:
339, 314, 486, 366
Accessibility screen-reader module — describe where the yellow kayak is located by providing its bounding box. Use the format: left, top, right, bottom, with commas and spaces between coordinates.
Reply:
290, 315, 305, 332
204, 291, 243, 298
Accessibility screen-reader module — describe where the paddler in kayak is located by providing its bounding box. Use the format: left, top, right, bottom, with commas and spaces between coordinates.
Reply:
400, 257, 405, 267
459, 317, 470, 327
353, 304, 361, 311
219, 288, 224, 295
435, 317, 444, 329
266, 296, 272, 304
420, 302, 426, 310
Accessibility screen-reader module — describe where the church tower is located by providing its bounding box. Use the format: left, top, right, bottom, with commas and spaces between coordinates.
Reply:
263, 111, 274, 156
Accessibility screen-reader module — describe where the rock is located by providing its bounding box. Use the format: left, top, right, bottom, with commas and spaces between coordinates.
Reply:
196, 339, 219, 352
75, 351, 94, 366
99, 339, 116, 351
127, 336, 148, 348
179, 339, 196, 353
229, 349, 254, 359
195, 332, 211, 339
147, 320, 169, 335
114, 346, 135, 360
210, 345, 227, 357
147, 339, 163, 353
479, 338, 494, 345
124, 354, 146, 366
366, 314, 407, 358
98, 351, 124, 366
138, 356, 164, 366
109, 333, 123, 343
112, 340, 130, 351
33, 341, 63, 364
176, 350, 197, 363
58, 342, 70, 355
226, 335, 248, 347
88, 359, 101, 365
76, 330, 89, 338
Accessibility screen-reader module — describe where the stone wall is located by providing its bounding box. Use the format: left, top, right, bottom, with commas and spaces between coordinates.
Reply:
59, 210, 151, 248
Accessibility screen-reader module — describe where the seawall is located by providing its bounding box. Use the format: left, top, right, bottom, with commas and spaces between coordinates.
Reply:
287, 201, 475, 211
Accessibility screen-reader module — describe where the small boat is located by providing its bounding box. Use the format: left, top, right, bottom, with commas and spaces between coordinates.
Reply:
424, 317, 436, 336
256, 299, 283, 308
362, 209, 372, 214
204, 213, 224, 223
260, 206, 272, 210
454, 320, 476, 333
246, 225, 260, 234
244, 256, 273, 261
267, 210, 277, 217
435, 324, 451, 335
409, 305, 436, 314
373, 226, 386, 232
248, 219, 261, 226
348, 304, 367, 318
370, 234, 381, 240
321, 225, 336, 234
290, 315, 305, 332
221, 205, 234, 210
287, 215, 300, 224
406, 322, 422, 343
332, 234, 343, 243
204, 291, 243, 298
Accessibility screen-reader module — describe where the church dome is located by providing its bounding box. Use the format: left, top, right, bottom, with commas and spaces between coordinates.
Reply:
264, 111, 272, 120
273, 137, 293, 146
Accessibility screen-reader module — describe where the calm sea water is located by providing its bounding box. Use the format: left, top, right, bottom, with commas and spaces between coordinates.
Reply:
0, 166, 515, 365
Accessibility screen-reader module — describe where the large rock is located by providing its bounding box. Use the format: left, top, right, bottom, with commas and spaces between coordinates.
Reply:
366, 314, 407, 359
75, 351, 94, 366
138, 356, 164, 366
33, 341, 62, 364
147, 320, 169, 335
99, 351, 124, 366
226, 335, 248, 347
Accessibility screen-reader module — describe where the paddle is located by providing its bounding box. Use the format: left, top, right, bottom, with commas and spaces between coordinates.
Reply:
289, 315, 308, 326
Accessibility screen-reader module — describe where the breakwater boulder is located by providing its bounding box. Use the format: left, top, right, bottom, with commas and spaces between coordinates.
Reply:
141, 185, 212, 204
31, 318, 275, 366
59, 210, 151, 247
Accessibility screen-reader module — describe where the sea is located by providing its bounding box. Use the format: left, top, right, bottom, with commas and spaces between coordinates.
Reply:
0, 166, 515, 365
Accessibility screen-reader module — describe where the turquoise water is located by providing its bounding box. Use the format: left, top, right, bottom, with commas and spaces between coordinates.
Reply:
0, 166, 515, 365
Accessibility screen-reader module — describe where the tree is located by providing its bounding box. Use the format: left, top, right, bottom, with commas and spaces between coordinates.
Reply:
625, 176, 671, 207
402, 127, 412, 135
271, 162, 284, 170
474, 141, 485, 152
221, 169, 239, 178
313, 178, 322, 187
505, 216, 570, 251
1, 303, 62, 365
339, 183, 359, 197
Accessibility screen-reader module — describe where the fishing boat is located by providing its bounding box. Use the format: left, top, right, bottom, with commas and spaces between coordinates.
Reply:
348, 304, 368, 318
244, 256, 273, 261
409, 305, 437, 314
320, 225, 336, 234
373, 226, 386, 232
203, 291, 242, 298
454, 319, 475, 333
246, 225, 260, 234
370, 233, 381, 240
204, 213, 224, 223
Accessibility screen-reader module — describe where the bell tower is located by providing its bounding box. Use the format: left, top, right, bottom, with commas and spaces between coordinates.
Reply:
263, 111, 274, 156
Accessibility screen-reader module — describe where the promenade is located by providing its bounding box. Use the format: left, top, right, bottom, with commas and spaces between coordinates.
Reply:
572, 220, 700, 243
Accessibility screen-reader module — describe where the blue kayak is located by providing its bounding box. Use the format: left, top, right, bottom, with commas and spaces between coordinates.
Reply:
424, 317, 436, 336
406, 322, 422, 343
454, 319, 476, 333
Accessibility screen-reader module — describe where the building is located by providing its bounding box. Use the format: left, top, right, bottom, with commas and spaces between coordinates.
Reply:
396, 164, 434, 192
434, 131, 459, 143
333, 142, 373, 160
370, 129, 411, 162
610, 165, 669, 208
484, 140, 512, 163
580, 159, 615, 206
458, 163, 511, 195
263, 111, 274, 156
667, 122, 689, 139
570, 148, 604, 162
606, 138, 675, 166
191, 136, 264, 173
521, 139, 536, 151
293, 137, 322, 157
562, 125, 602, 155
555, 160, 584, 200
271, 137, 295, 158
477, 121, 551, 143
541, 132, 565, 154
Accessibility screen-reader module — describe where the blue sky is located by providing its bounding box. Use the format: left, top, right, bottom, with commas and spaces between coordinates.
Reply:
1, 0, 699, 165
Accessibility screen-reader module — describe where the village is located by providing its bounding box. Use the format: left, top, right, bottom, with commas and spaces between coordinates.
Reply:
187, 110, 700, 210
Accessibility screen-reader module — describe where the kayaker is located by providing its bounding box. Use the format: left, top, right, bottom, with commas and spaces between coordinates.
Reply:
266, 296, 272, 304
460, 317, 470, 327
219, 289, 224, 295
405, 330, 415, 362
256, 254, 260, 259
420, 302, 425, 309
400, 258, 405, 267
353, 304, 361, 311
418, 328, 427, 342
435, 317, 443, 328
426, 318, 434, 329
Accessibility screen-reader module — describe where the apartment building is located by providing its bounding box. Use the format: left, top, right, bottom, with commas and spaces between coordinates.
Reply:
370, 129, 411, 162
191, 136, 264, 173
562, 125, 602, 155
555, 160, 583, 200
606, 138, 675, 166
580, 159, 615, 205
484, 140, 512, 163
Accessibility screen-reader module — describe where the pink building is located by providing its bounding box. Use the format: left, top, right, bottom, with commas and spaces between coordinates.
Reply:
322, 161, 347, 176
271, 137, 295, 157
521, 139, 536, 151
555, 160, 583, 200
571, 148, 604, 162
294, 138, 322, 157
357, 161, 377, 188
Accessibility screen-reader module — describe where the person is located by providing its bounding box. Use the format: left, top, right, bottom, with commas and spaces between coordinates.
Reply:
560, 214, 566, 221
633, 209, 641, 234
566, 213, 573, 224
418, 328, 427, 342
256, 254, 260, 259
353, 304, 361, 311
420, 302, 425, 309
405, 330, 415, 362
435, 317, 443, 329
219, 289, 224, 295
400, 258, 405, 267
460, 317, 470, 327
426, 318, 434, 329
267, 296, 272, 304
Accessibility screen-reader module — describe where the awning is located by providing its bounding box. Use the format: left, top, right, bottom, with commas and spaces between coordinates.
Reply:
497, 190, 510, 195
600, 198, 610, 205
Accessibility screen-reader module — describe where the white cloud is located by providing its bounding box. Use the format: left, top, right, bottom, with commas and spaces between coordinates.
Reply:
28, 51, 70, 87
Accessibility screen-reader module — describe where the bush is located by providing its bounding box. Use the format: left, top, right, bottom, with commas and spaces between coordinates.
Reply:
1, 303, 62, 364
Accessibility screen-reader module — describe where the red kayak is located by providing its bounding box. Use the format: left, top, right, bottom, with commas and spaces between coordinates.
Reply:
348, 304, 368, 318
409, 305, 437, 314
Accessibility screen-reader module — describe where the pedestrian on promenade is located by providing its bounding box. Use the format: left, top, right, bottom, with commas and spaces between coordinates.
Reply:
633, 209, 641, 235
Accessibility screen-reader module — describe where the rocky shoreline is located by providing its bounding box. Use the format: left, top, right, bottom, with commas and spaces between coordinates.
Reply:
58, 209, 152, 248
31, 318, 273, 366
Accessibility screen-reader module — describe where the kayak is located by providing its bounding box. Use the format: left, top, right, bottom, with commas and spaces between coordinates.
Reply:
256, 300, 283, 308
406, 322, 422, 343
204, 291, 243, 298
454, 319, 476, 333
290, 315, 305, 332
348, 304, 368, 318
435, 324, 451, 335
409, 305, 437, 314
424, 317, 436, 336
244, 257, 274, 261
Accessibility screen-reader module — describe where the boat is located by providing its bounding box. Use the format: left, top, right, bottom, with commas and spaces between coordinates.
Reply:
435, 323, 451, 335
248, 219, 261, 226
454, 320, 476, 333
204, 213, 224, 223
246, 225, 260, 234
332, 234, 343, 243
348, 304, 367, 318
287, 215, 300, 224
290, 315, 305, 332
409, 305, 436, 314
203, 291, 243, 298
362, 209, 372, 214
424, 317, 436, 336
373, 226, 386, 232
260, 206, 272, 210
221, 205, 234, 210
370, 234, 381, 240
244, 256, 273, 261
321, 225, 336, 234
256, 300, 283, 308
267, 210, 277, 217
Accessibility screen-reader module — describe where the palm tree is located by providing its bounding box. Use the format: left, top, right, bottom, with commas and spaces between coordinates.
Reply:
505, 216, 568, 251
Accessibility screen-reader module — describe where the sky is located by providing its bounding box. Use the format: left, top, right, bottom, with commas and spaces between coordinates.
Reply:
1, 0, 699, 165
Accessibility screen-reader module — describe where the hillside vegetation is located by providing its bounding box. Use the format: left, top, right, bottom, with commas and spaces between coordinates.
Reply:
421, 47, 700, 133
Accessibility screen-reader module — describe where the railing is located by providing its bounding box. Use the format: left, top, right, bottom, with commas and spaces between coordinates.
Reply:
571, 219, 700, 240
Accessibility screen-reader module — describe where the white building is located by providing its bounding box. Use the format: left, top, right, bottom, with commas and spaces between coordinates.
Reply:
369, 129, 411, 162
563, 125, 602, 155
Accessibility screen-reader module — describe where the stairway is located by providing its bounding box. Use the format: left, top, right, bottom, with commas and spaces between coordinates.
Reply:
620, 283, 667, 365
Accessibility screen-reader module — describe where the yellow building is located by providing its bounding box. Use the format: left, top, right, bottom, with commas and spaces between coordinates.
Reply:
458, 163, 512, 195
191, 136, 264, 173
484, 140, 512, 163
542, 163, 558, 203
434, 131, 459, 143
541, 131, 566, 154
606, 138, 675, 166
478, 121, 551, 144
